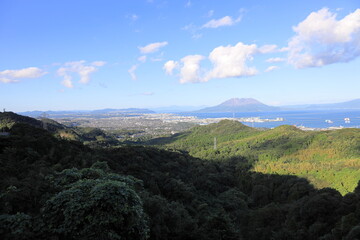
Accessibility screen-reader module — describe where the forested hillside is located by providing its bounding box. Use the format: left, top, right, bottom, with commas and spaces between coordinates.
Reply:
0, 112, 119, 146
2, 115, 360, 239
150, 120, 360, 194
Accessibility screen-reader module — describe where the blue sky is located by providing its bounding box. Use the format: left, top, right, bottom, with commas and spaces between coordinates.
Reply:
1, 0, 360, 111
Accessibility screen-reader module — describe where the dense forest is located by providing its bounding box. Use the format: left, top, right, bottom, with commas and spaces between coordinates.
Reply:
1, 112, 360, 239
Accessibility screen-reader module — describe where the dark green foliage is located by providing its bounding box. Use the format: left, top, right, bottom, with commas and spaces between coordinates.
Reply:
143, 194, 197, 240
41, 172, 149, 240
0, 213, 33, 240
2, 120, 360, 239
345, 225, 360, 240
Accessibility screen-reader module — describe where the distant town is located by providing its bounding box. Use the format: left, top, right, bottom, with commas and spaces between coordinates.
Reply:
54, 113, 282, 138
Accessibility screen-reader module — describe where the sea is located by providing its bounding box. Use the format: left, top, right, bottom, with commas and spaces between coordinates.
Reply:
179, 110, 360, 129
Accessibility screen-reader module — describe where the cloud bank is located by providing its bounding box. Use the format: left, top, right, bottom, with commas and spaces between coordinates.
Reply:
205, 42, 258, 81
164, 42, 264, 84
288, 8, 360, 68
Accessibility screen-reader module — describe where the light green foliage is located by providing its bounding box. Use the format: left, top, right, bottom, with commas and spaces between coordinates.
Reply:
159, 120, 360, 194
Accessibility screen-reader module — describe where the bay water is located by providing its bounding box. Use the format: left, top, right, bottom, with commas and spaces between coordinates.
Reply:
179, 110, 360, 129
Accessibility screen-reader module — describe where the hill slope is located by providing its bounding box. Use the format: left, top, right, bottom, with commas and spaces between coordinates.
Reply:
0, 112, 120, 144
0, 111, 66, 132
154, 120, 360, 194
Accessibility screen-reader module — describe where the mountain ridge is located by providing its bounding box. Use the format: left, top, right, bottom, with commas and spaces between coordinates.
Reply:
19, 108, 155, 118
13, 98, 360, 115
194, 98, 280, 113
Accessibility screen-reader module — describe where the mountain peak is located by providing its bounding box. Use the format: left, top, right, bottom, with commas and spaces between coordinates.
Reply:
220, 98, 262, 107
194, 98, 279, 113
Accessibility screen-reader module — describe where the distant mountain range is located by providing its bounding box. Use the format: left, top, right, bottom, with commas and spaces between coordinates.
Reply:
150, 105, 208, 113
194, 98, 280, 113
19, 108, 155, 118
15, 98, 360, 116
193, 98, 360, 113
288, 99, 360, 110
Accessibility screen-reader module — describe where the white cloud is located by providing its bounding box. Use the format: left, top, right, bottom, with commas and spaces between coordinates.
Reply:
163, 60, 179, 75
164, 42, 279, 83
288, 8, 360, 68
205, 42, 258, 80
139, 41, 168, 54
265, 66, 279, 72
57, 67, 74, 88
57, 60, 105, 88
266, 57, 285, 63
92, 61, 106, 67
0, 67, 46, 83
131, 43, 166, 80
0, 77, 18, 83
68, 62, 94, 84
61, 75, 74, 88
1, 67, 45, 78
202, 15, 241, 28
179, 55, 205, 84
258, 44, 278, 54
128, 65, 138, 81
184, 10, 244, 39
279, 47, 290, 52
185, 0, 191, 8
138, 55, 147, 63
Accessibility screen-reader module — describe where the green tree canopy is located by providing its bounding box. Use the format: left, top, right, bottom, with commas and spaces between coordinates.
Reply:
40, 163, 149, 240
